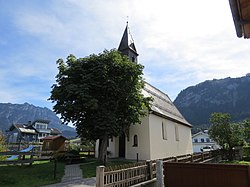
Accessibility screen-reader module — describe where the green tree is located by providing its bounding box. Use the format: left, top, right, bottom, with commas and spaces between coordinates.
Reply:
241, 119, 250, 143
208, 113, 244, 160
0, 131, 6, 161
50, 49, 151, 164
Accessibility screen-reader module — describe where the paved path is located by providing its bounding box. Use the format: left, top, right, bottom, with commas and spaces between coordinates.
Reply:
42, 164, 96, 187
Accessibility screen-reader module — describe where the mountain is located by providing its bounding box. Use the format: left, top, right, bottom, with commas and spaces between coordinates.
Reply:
174, 74, 250, 130
0, 102, 76, 138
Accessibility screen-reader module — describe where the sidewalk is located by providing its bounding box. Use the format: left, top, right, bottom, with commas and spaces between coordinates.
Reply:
42, 164, 96, 187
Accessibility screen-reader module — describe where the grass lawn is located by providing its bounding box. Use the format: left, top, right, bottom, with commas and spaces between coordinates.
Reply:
229, 160, 250, 165
0, 160, 65, 187
80, 158, 136, 178
220, 160, 250, 166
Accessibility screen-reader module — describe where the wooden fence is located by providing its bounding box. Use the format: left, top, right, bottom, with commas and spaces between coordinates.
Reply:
96, 151, 216, 187
96, 161, 153, 187
162, 151, 215, 163
0, 151, 38, 165
163, 162, 250, 187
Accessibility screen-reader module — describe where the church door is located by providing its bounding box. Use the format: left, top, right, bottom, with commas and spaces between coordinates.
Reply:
119, 133, 126, 157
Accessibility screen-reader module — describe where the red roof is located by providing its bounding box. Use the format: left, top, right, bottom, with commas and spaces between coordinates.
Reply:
42, 135, 67, 140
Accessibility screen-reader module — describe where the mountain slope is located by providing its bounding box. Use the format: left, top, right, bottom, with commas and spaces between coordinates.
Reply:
174, 75, 250, 126
0, 102, 76, 138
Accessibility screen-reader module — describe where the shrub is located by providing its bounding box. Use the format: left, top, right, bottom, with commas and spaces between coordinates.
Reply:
243, 146, 250, 160
0, 131, 6, 161
53, 152, 67, 161
68, 149, 79, 155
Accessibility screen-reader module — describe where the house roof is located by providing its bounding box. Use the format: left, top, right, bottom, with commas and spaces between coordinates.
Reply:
229, 0, 250, 38
42, 135, 67, 141
19, 127, 37, 134
50, 128, 61, 135
192, 131, 209, 138
9, 124, 24, 130
142, 82, 192, 127
32, 119, 50, 124
9, 124, 38, 134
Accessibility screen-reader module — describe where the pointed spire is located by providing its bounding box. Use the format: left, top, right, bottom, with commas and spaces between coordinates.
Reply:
118, 23, 138, 63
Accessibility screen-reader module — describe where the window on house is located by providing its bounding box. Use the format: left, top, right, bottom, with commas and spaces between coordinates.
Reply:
201, 138, 204, 143
194, 138, 198, 143
133, 135, 138, 147
40, 125, 46, 129
206, 138, 210, 142
175, 125, 179, 141
162, 122, 167, 140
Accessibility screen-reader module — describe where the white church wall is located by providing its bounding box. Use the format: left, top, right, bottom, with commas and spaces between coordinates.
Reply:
148, 114, 193, 160
126, 114, 151, 160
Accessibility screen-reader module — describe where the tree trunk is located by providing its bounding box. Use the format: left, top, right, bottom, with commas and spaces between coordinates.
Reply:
228, 148, 234, 161
98, 135, 108, 165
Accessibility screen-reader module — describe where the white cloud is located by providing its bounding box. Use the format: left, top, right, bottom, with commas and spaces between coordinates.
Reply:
0, 0, 250, 107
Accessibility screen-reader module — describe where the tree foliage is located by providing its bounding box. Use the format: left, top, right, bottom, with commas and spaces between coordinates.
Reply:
208, 113, 244, 160
0, 131, 6, 161
50, 49, 151, 163
241, 119, 250, 143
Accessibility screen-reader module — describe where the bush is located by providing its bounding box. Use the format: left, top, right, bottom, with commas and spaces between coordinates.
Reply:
243, 146, 250, 160
68, 149, 79, 155
53, 152, 67, 161
0, 131, 6, 161
53, 150, 81, 162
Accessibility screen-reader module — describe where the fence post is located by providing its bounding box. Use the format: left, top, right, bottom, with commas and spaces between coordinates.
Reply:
96, 166, 105, 187
190, 154, 194, 163
146, 160, 153, 180
202, 152, 204, 161
53, 158, 57, 179
175, 156, 178, 162
156, 160, 164, 187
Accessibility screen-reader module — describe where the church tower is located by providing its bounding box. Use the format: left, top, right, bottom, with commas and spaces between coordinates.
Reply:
118, 23, 138, 63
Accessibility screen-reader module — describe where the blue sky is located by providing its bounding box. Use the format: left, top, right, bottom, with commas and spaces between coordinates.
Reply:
0, 0, 250, 110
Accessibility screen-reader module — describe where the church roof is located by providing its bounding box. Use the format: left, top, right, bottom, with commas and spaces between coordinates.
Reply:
142, 82, 192, 127
118, 23, 138, 55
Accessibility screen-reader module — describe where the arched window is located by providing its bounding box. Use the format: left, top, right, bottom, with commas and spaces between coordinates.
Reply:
133, 135, 138, 147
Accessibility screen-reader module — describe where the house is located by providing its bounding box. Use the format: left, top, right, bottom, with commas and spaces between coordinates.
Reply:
31, 119, 61, 141
7, 119, 61, 143
42, 135, 68, 152
192, 130, 220, 152
96, 24, 193, 160
229, 0, 250, 38
7, 124, 38, 143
